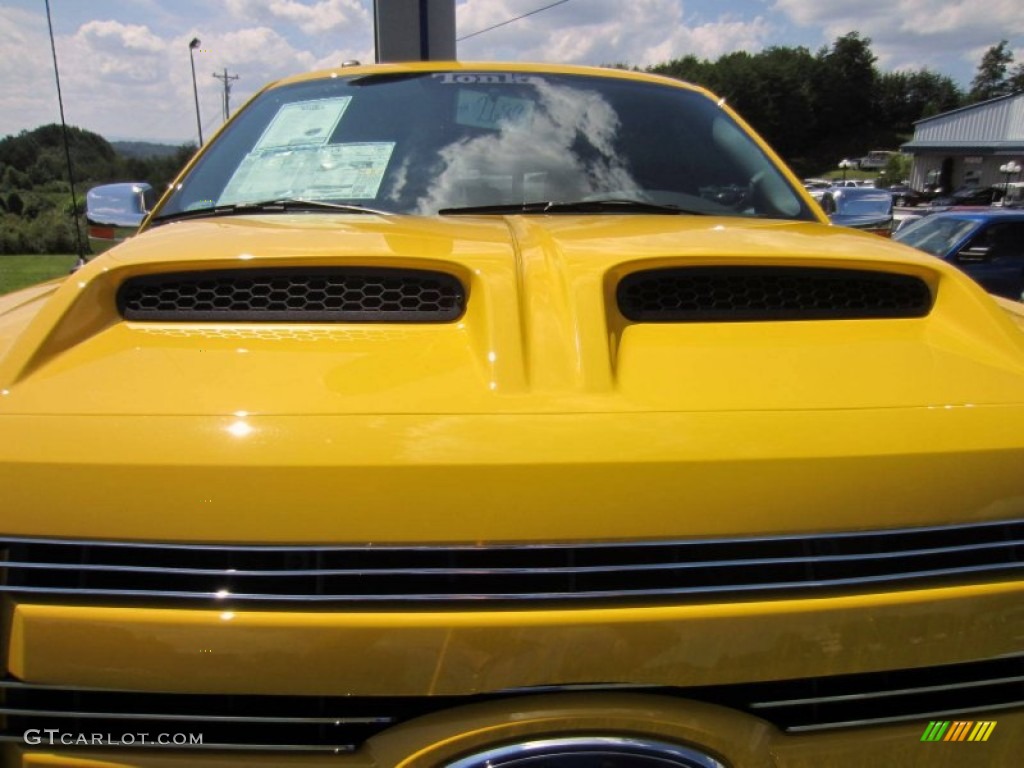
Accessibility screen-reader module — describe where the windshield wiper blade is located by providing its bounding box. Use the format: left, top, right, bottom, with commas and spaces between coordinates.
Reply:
438, 202, 550, 215
438, 199, 704, 215
150, 198, 392, 224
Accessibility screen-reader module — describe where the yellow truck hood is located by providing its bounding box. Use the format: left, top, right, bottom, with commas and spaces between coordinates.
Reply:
1, 213, 1023, 543
1, 212, 1023, 416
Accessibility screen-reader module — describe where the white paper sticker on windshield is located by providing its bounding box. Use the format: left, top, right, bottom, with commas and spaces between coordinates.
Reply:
301, 143, 395, 199
253, 97, 351, 150
456, 90, 534, 130
218, 148, 317, 204
218, 142, 395, 205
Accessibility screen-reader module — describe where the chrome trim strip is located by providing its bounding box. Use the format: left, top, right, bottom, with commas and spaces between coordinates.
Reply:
0, 734, 357, 752
0, 707, 391, 724
750, 674, 1024, 708
4, 537, 1021, 578
2, 655, 1020, 738
0, 560, 1020, 601
0, 679, 174, 694
784, 699, 1024, 733
2, 517, 1021, 552
0, 678, 659, 696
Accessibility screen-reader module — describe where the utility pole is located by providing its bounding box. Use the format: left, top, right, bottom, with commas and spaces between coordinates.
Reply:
212, 68, 240, 122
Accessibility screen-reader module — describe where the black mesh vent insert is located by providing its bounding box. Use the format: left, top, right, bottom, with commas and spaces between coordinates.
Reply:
118, 267, 466, 322
617, 266, 933, 322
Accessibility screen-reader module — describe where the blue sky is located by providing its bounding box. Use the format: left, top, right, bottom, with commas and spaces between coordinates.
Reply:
1, 0, 1021, 143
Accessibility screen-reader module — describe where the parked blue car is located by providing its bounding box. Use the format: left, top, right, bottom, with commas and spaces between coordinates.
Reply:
893, 210, 1024, 300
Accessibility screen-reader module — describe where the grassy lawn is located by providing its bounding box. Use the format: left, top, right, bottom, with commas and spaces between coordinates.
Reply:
0, 254, 77, 295
820, 169, 880, 182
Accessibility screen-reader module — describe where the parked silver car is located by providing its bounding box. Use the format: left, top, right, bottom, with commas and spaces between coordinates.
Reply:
820, 187, 894, 236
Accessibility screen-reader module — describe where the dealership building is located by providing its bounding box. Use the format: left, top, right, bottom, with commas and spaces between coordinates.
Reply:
901, 91, 1024, 193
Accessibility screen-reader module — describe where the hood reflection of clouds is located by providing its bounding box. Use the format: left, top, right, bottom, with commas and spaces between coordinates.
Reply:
415, 82, 642, 214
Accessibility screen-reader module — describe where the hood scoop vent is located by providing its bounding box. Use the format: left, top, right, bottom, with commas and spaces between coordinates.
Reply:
617, 266, 932, 322
117, 267, 466, 323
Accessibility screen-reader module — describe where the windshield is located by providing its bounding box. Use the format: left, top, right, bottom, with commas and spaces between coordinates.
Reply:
154, 70, 813, 221
893, 216, 978, 256
835, 195, 891, 216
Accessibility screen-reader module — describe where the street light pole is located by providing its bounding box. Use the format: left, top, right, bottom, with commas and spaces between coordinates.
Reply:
1000, 160, 1021, 187
189, 38, 203, 146
838, 159, 854, 183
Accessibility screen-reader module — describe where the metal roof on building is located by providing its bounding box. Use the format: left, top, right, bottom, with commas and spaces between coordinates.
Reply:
902, 91, 1024, 153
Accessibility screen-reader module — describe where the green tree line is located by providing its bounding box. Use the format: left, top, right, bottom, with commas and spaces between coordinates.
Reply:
0, 124, 194, 255
649, 34, 1022, 178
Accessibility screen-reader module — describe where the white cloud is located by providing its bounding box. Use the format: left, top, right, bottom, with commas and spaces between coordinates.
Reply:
214, 27, 318, 78
645, 16, 774, 65
456, 0, 774, 66
310, 46, 376, 70
67, 21, 168, 84
225, 0, 370, 36
77, 19, 167, 53
774, 0, 1023, 37
2, 0, 1018, 143
773, 0, 1024, 81
0, 7, 70, 138
0, 6, 355, 143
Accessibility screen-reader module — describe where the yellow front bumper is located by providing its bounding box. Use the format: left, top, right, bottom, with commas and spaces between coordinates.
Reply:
4, 579, 1023, 767
8, 582, 1024, 695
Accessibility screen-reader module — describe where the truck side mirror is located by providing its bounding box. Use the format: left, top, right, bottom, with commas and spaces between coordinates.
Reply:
86, 182, 153, 254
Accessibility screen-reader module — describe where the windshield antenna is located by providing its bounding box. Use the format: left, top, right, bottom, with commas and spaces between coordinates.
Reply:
44, 0, 87, 269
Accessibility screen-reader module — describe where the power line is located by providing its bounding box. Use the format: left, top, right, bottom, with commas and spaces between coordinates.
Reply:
202, 110, 221, 138
457, 0, 570, 42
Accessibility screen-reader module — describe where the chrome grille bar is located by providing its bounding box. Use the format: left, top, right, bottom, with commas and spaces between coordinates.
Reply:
5, 516, 1020, 550
1, 678, 401, 753
749, 674, 1024, 707
738, 652, 1024, 732
0, 707, 389, 724
3, 654, 1021, 746
3, 535, 1021, 577
1, 518, 1022, 605
782, 700, 1024, 733
0, 736, 357, 753
0, 560, 1022, 603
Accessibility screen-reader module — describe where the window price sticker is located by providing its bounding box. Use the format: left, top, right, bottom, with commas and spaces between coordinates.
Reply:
218, 143, 395, 204
253, 97, 352, 150
456, 90, 534, 130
